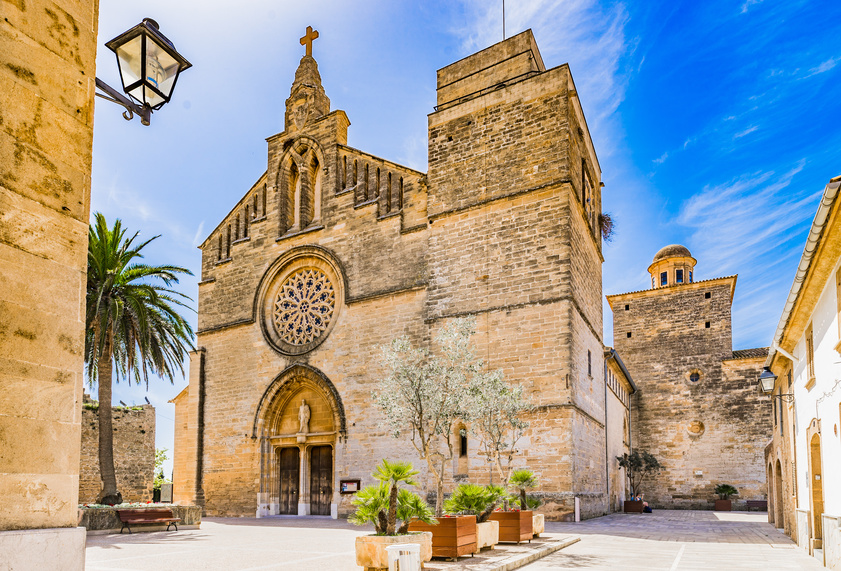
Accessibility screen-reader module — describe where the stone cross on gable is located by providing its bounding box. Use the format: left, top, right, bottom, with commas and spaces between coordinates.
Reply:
300, 26, 319, 57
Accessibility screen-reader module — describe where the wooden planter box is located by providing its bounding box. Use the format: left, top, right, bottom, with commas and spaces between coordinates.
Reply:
624, 500, 644, 513
715, 499, 732, 512
409, 515, 477, 559
355, 532, 432, 571
489, 510, 533, 543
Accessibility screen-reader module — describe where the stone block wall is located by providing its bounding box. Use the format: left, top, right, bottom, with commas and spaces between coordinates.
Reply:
0, 0, 99, 533
610, 278, 771, 508
79, 395, 155, 503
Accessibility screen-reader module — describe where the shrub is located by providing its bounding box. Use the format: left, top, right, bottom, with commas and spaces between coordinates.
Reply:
508, 469, 539, 511
444, 483, 505, 523
715, 484, 738, 500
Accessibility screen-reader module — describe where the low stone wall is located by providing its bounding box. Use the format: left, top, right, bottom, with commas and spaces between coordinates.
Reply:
796, 509, 810, 553
824, 513, 841, 571
78, 505, 202, 533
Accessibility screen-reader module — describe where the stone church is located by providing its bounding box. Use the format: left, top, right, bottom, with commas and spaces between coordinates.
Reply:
172, 28, 767, 520
607, 246, 771, 509
172, 28, 620, 521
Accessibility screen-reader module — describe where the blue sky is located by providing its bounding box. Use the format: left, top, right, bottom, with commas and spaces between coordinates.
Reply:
91, 0, 841, 477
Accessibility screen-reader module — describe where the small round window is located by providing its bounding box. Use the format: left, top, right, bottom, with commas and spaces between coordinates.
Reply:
685, 369, 703, 385
690, 372, 700, 383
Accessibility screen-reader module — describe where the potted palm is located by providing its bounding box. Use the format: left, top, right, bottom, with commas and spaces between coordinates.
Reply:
443, 483, 504, 551
489, 469, 536, 543
617, 450, 662, 513
714, 484, 738, 511
351, 460, 436, 571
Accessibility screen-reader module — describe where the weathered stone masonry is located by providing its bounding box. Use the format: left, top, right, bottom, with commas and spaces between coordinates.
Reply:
174, 29, 616, 521
607, 246, 771, 509
78, 395, 155, 504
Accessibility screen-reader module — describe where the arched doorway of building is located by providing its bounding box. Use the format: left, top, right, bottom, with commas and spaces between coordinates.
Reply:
774, 459, 784, 529
809, 432, 824, 547
767, 462, 775, 526
253, 364, 346, 517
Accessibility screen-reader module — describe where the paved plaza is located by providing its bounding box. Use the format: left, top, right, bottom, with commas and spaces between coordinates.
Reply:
521, 510, 823, 571
84, 511, 823, 571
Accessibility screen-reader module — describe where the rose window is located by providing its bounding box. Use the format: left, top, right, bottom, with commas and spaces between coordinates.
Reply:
273, 268, 335, 345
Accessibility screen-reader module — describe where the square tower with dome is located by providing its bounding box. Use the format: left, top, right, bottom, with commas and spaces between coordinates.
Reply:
607, 245, 772, 509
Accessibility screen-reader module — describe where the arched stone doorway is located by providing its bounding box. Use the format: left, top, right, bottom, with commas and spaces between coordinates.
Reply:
809, 431, 824, 548
774, 459, 784, 529
767, 462, 775, 526
253, 364, 347, 517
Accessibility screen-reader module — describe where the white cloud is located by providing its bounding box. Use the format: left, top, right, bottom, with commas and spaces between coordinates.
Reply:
192, 221, 205, 247
804, 57, 839, 78
676, 162, 821, 347
653, 151, 669, 165
741, 0, 764, 14
734, 125, 759, 138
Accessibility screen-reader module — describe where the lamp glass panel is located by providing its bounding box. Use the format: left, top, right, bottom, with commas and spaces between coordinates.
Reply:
115, 35, 143, 92
759, 376, 776, 393
145, 38, 181, 102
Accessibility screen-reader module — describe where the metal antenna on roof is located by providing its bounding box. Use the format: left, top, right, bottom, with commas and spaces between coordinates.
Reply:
503, 0, 506, 40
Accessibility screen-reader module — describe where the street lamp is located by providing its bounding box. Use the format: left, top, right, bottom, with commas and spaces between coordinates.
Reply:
758, 367, 794, 402
95, 18, 192, 126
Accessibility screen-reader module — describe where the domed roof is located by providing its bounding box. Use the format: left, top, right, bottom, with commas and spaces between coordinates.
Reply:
653, 244, 692, 262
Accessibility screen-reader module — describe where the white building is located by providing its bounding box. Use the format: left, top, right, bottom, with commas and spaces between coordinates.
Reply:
765, 175, 841, 570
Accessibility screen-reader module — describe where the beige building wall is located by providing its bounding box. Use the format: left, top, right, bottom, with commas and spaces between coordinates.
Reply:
0, 0, 99, 566
174, 30, 617, 522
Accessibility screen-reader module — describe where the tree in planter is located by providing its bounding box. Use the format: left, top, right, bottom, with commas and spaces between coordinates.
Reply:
617, 450, 662, 499
715, 484, 738, 500
444, 483, 506, 522
350, 459, 436, 535
462, 368, 533, 487
375, 318, 481, 516
509, 469, 539, 510
85, 214, 194, 504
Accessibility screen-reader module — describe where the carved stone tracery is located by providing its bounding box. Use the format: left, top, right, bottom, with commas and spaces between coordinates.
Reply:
273, 268, 335, 346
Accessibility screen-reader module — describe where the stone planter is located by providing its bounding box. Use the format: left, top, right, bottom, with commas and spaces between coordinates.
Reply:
355, 531, 432, 571
532, 513, 544, 537
715, 499, 732, 512
489, 510, 533, 543
475, 520, 499, 552
409, 514, 477, 559
624, 500, 644, 513
78, 505, 201, 533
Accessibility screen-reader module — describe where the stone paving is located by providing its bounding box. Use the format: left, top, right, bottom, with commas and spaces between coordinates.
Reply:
84, 511, 824, 571
520, 510, 823, 570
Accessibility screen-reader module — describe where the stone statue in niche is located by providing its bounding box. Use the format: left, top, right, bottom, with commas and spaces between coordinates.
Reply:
298, 399, 311, 434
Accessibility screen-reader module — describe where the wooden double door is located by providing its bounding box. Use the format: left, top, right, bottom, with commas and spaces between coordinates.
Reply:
278, 445, 332, 516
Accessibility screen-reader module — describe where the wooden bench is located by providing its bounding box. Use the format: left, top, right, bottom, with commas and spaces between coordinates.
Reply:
745, 500, 767, 511
117, 508, 180, 534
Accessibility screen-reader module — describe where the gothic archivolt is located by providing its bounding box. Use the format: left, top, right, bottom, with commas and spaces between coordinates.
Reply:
257, 248, 344, 356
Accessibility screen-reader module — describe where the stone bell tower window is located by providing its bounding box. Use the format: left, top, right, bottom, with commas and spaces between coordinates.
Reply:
676, 269, 684, 284
660, 271, 668, 286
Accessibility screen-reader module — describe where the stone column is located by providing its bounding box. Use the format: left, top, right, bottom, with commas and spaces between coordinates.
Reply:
0, 0, 100, 568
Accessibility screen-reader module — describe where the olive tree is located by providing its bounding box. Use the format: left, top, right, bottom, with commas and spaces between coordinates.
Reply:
374, 318, 479, 516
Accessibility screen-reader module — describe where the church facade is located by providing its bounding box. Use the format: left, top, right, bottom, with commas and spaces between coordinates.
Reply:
172, 29, 621, 520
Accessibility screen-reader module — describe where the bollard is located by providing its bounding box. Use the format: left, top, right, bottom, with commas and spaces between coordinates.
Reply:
385, 543, 421, 571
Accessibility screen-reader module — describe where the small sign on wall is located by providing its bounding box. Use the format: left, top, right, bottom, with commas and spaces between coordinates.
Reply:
340, 479, 361, 494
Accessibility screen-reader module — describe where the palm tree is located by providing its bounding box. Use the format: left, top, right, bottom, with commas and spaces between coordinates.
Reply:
372, 459, 420, 535
85, 213, 194, 504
